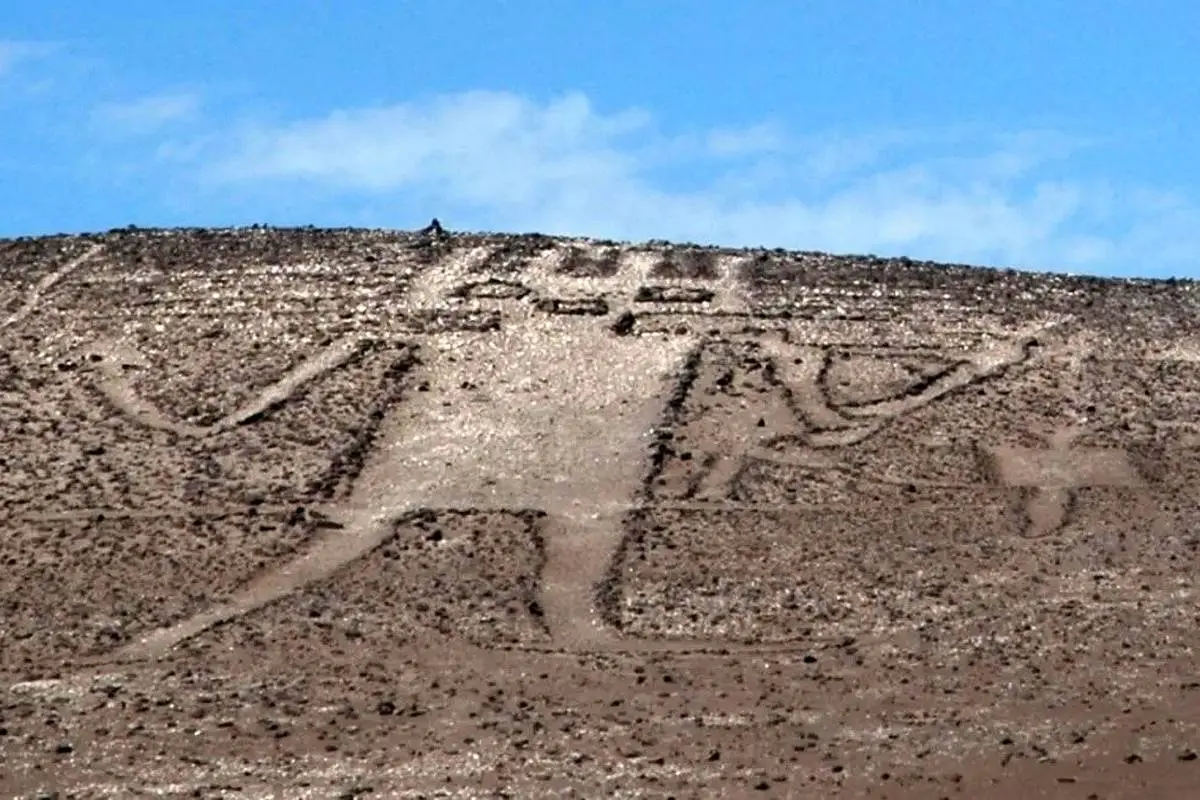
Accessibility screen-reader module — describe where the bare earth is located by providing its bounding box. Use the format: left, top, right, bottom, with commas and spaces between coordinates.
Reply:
2, 227, 1200, 798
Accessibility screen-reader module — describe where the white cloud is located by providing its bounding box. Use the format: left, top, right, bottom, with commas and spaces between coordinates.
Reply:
171, 90, 1199, 275
93, 91, 201, 135
703, 123, 787, 157
0, 40, 56, 79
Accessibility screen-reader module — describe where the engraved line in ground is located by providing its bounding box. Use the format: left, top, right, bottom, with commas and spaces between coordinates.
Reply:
0, 244, 104, 331
84, 334, 376, 438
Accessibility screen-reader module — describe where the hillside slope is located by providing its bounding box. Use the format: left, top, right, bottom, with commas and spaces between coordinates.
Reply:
2, 226, 1198, 797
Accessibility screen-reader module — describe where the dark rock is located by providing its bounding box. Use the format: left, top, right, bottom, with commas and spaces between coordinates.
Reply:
611, 310, 636, 336
418, 218, 445, 237
634, 285, 716, 304
535, 297, 608, 316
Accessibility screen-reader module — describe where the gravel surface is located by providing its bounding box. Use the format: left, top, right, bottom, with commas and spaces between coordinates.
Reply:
1, 225, 1199, 797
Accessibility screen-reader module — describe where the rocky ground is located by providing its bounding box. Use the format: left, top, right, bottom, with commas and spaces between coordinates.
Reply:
1, 225, 1199, 797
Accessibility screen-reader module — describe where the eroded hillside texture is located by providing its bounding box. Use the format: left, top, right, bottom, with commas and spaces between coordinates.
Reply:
2, 227, 1199, 798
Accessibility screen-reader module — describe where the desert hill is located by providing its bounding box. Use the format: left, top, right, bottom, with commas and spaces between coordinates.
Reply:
2, 225, 1198, 797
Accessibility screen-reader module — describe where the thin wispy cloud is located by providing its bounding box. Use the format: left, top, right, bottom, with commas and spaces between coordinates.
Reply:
0, 40, 56, 79
92, 91, 201, 136
702, 123, 788, 158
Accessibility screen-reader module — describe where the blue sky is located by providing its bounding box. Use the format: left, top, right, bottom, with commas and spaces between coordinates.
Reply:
2, 1, 1198, 276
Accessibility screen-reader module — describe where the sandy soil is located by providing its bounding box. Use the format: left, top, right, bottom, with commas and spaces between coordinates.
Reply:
1, 226, 1199, 797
